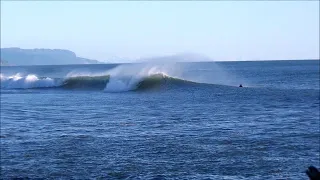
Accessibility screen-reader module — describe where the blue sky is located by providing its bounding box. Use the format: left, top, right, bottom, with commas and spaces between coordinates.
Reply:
1, 1, 319, 61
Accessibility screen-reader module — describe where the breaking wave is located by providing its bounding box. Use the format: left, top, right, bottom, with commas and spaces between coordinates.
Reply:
0, 73, 201, 92
1, 63, 241, 92
0, 73, 58, 89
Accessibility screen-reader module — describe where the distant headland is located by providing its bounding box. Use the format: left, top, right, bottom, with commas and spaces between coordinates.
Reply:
0, 48, 102, 66
1, 47, 318, 66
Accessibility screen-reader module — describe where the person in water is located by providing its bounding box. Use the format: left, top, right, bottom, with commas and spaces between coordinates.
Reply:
306, 166, 320, 180
239, 84, 243, 87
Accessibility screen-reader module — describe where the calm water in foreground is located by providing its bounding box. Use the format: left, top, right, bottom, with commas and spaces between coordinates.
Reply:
1, 60, 319, 179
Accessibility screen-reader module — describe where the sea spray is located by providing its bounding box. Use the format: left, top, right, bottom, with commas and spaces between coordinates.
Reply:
104, 63, 180, 92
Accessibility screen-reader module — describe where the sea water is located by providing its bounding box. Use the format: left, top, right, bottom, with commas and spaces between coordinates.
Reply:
1, 60, 319, 179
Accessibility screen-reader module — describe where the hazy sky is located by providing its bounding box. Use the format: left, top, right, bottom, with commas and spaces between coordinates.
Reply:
1, 1, 319, 61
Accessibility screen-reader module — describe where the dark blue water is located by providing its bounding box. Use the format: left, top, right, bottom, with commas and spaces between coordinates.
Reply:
1, 60, 319, 179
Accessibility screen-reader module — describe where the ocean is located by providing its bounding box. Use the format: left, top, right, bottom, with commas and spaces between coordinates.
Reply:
0, 60, 319, 179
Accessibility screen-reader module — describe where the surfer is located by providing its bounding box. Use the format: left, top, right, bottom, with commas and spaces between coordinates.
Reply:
306, 166, 320, 180
239, 84, 243, 87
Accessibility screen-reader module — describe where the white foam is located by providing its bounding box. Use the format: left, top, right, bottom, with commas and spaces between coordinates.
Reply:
1, 73, 59, 89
